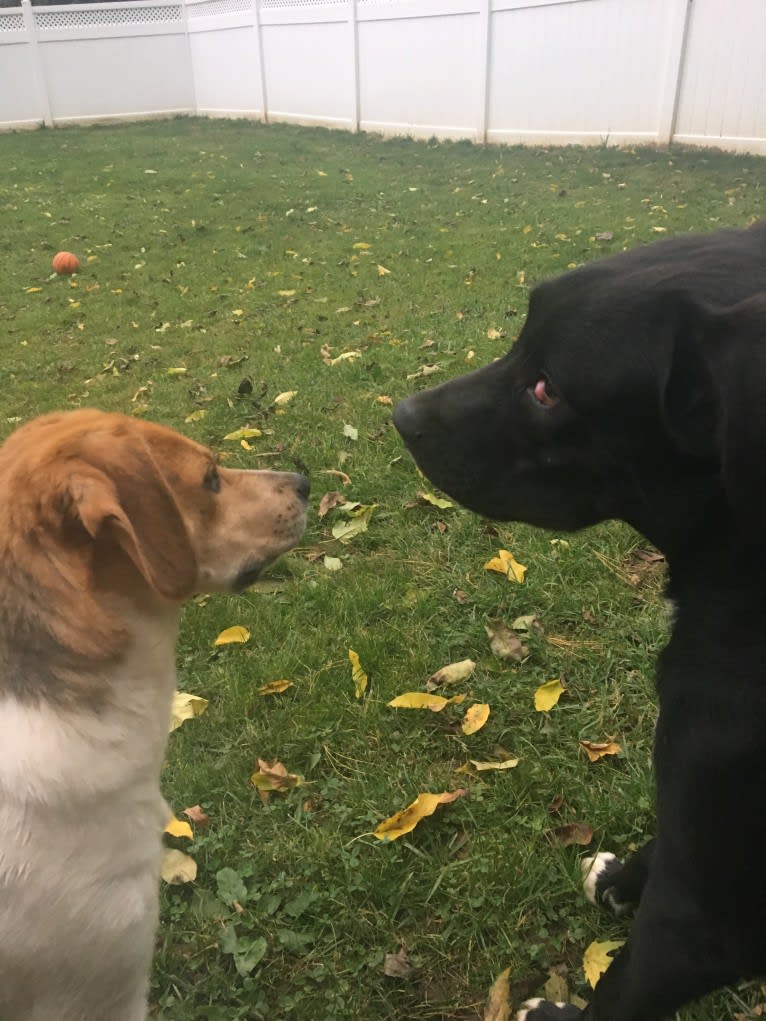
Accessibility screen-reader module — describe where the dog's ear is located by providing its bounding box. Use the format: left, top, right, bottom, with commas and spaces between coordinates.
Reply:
663, 293, 766, 531
70, 445, 197, 601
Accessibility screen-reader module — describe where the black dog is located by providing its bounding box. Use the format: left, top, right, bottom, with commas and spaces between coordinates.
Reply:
393, 221, 766, 1021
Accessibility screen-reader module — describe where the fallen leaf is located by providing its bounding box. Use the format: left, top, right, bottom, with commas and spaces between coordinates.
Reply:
485, 621, 528, 661
595, 231, 614, 241
373, 789, 467, 842
324, 556, 343, 571
214, 625, 250, 646
324, 349, 362, 366
388, 691, 466, 711
583, 940, 624, 988
161, 848, 197, 884
377, 264, 391, 276
343, 423, 359, 441
169, 692, 209, 732
417, 491, 454, 510
165, 815, 194, 839
185, 409, 206, 423
223, 427, 262, 441
277, 289, 296, 297
319, 491, 346, 518
469, 758, 519, 771
376, 395, 393, 405
484, 549, 527, 583
426, 659, 476, 688
484, 966, 511, 1021
353, 242, 371, 250
249, 758, 302, 799
580, 740, 622, 762
550, 822, 593, 847
318, 468, 352, 485
349, 648, 368, 698
258, 679, 294, 695
383, 947, 413, 979
273, 390, 298, 405
332, 504, 376, 543
166, 367, 187, 376
487, 327, 505, 340
462, 703, 490, 735
406, 364, 441, 381
534, 678, 565, 712
512, 614, 544, 635
183, 805, 210, 826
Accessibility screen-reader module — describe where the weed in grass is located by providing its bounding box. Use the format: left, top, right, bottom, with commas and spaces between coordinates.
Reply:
1, 119, 765, 1019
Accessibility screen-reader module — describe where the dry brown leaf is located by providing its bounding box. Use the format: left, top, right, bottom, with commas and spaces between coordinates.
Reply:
484, 966, 511, 1021
183, 805, 210, 826
383, 948, 413, 980
580, 740, 622, 762
549, 822, 594, 847
318, 491, 346, 518
485, 621, 528, 661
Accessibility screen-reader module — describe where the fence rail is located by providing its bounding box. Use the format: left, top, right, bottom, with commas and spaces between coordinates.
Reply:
3, 0, 766, 153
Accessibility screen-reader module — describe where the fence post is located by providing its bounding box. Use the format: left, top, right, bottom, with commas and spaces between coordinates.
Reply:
21, 0, 52, 127
181, 0, 199, 116
349, 0, 360, 132
475, 0, 491, 143
657, 0, 692, 145
253, 0, 269, 122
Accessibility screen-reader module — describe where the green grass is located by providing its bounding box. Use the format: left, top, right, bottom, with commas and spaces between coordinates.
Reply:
2, 119, 765, 1020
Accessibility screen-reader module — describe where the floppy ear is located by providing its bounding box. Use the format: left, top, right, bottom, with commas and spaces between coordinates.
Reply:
662, 293, 766, 532
70, 455, 197, 601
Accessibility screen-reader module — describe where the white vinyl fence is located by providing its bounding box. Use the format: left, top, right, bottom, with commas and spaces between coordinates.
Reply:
3, 0, 766, 153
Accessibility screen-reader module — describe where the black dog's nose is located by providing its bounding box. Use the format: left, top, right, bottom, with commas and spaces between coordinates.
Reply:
293, 474, 311, 502
392, 397, 423, 443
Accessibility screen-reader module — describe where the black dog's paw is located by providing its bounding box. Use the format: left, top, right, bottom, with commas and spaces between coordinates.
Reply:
581, 851, 631, 917
516, 998, 582, 1020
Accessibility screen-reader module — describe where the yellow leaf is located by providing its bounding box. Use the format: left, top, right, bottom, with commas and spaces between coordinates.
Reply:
353, 242, 371, 250
580, 740, 622, 762
583, 940, 624, 988
388, 692, 466, 711
534, 678, 565, 712
26, 286, 43, 294
487, 327, 505, 340
214, 625, 251, 646
232, 308, 245, 316
484, 966, 511, 1021
523, 224, 532, 234
332, 504, 376, 543
185, 409, 206, 423
462, 703, 490, 735
161, 848, 197, 884
223, 427, 262, 441
324, 555, 343, 571
484, 549, 527, 583
469, 758, 519, 771
376, 395, 393, 405
166, 367, 187, 376
273, 390, 298, 406
426, 659, 476, 687
165, 815, 194, 839
277, 289, 296, 297
326, 350, 362, 366
377, 264, 391, 276
258, 679, 294, 695
349, 649, 368, 699
373, 789, 467, 842
417, 491, 454, 510
169, 692, 209, 732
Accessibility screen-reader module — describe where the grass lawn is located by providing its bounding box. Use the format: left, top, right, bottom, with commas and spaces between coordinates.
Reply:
2, 119, 765, 1020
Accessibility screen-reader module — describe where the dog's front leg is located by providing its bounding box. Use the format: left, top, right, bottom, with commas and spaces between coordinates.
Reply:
517, 870, 735, 1021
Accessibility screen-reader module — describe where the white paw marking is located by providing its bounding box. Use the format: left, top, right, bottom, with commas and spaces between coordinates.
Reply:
516, 998, 567, 1019
581, 851, 620, 905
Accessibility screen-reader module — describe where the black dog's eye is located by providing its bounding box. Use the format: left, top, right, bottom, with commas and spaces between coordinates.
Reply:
530, 378, 560, 408
203, 464, 221, 493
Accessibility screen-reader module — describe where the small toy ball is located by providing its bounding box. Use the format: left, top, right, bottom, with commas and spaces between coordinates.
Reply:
52, 251, 80, 275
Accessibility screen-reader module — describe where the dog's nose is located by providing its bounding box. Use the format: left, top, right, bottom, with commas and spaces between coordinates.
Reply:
293, 474, 311, 502
392, 397, 423, 443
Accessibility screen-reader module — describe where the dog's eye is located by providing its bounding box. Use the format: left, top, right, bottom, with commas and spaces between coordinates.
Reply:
530, 378, 560, 408
203, 464, 221, 493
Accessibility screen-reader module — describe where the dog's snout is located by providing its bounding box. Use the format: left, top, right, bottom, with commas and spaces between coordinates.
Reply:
292, 473, 311, 502
392, 397, 423, 443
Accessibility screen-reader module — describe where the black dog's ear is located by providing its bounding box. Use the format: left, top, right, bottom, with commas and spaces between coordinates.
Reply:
663, 292, 766, 532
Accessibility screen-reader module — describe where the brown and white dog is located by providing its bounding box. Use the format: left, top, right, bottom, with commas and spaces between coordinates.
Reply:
0, 409, 309, 1021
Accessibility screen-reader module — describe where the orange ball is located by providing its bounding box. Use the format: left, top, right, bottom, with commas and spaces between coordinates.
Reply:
52, 251, 80, 275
